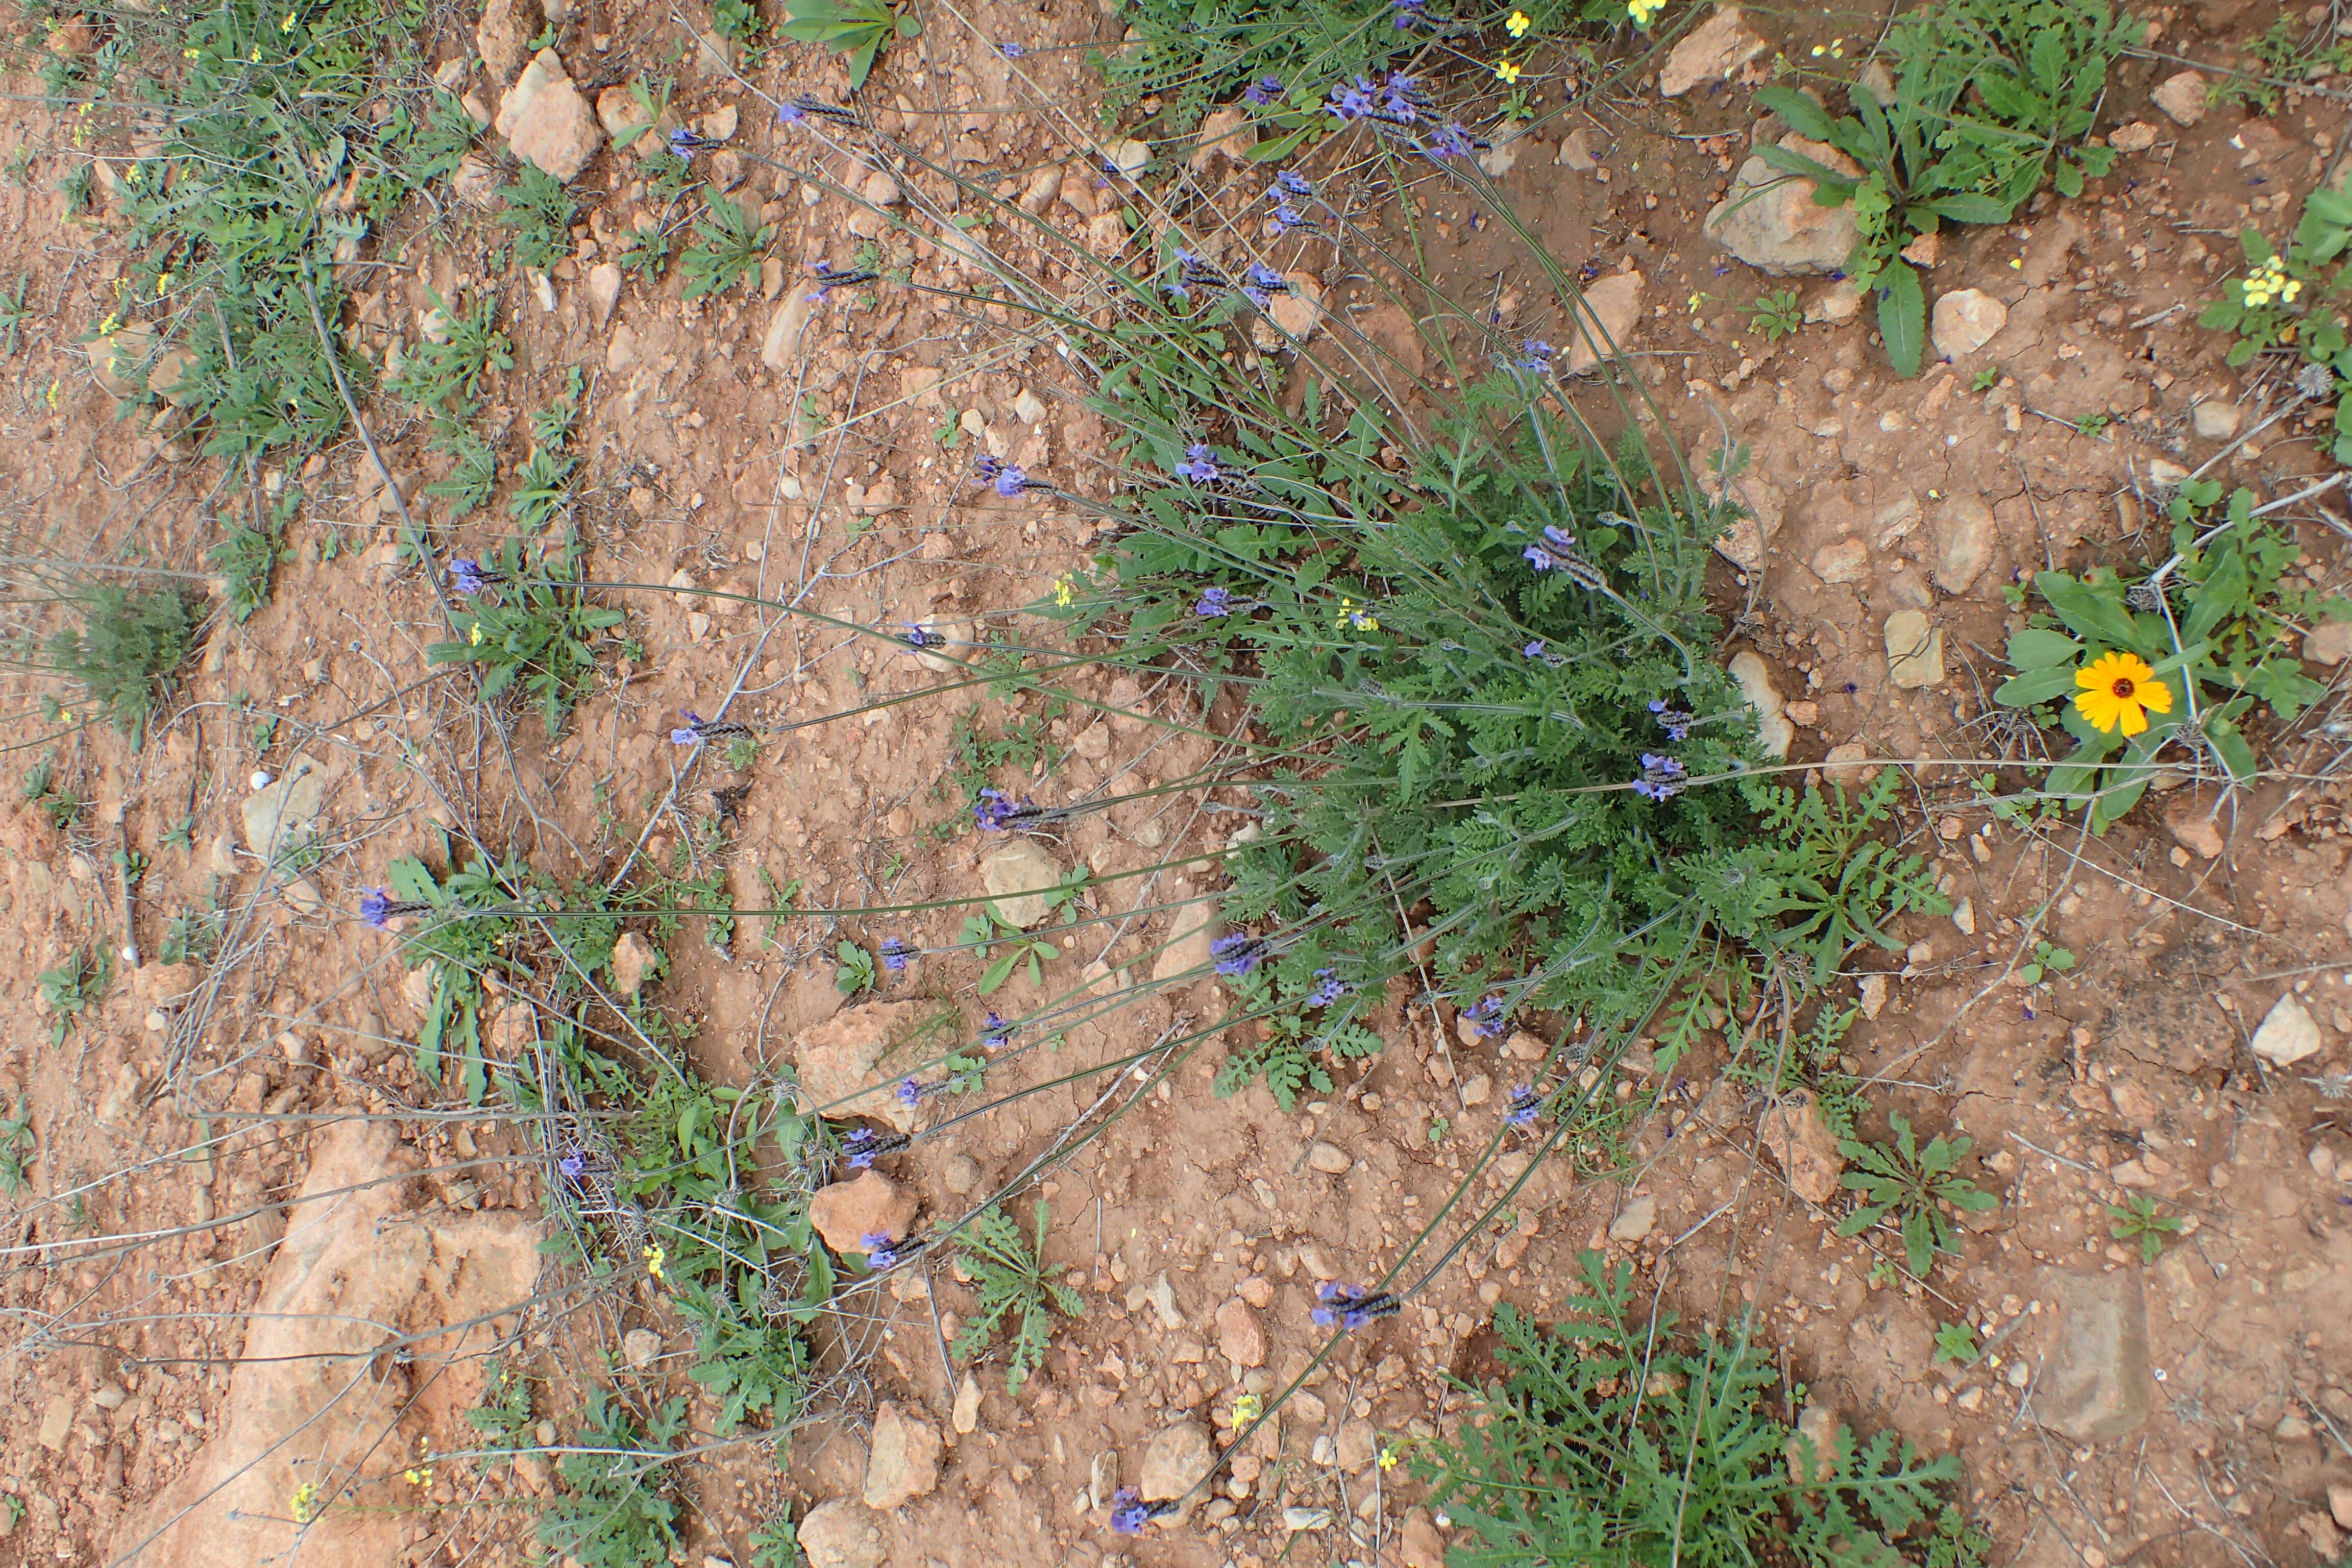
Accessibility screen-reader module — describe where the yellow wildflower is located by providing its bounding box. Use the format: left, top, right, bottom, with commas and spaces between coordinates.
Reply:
97, 311, 120, 337
251, 46, 263, 61
157, 272, 174, 296
1051, 573, 1075, 608
184, 46, 201, 59
467, 621, 485, 646
1628, 0, 1665, 26
1494, 58, 1521, 84
1377, 1442, 1401, 1472
1506, 8, 1530, 35
403, 1436, 435, 1486
45, 378, 60, 409
281, 11, 297, 31
290, 1481, 322, 1525
1228, 1393, 1263, 1429
643, 1242, 667, 1283
2073, 651, 2171, 737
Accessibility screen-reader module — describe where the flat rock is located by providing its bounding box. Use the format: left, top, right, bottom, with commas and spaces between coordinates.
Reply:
2032, 1268, 2155, 1442
2305, 618, 2352, 666
1306, 1140, 1352, 1174
1335, 1417, 1377, 1473
2250, 993, 2323, 1068
38, 1394, 70, 1450
1759, 1090, 1845, 1204
951, 1375, 982, 1434
1556, 127, 1601, 170
1658, 5, 1767, 96
622, 1327, 661, 1368
862, 1400, 942, 1509
495, 48, 603, 181
1705, 135, 1862, 275
1152, 895, 1223, 984
1128, 1270, 1184, 1329
1266, 271, 1327, 342
110, 1123, 540, 1568
1812, 537, 1870, 585
1930, 287, 2006, 360
761, 286, 814, 374
794, 999, 937, 1131
1215, 1298, 1267, 1367
475, 0, 541, 80
1883, 609, 1944, 689
980, 838, 1064, 928
1728, 649, 1793, 760
808, 1170, 918, 1255
1399, 1509, 1448, 1567
1608, 1193, 1657, 1243
610, 930, 655, 997
1190, 107, 1256, 172
2109, 120, 2160, 152
1138, 1419, 1214, 1521
239, 754, 329, 858
1107, 137, 1150, 176
2151, 69, 2208, 126
1562, 270, 1644, 374
1929, 494, 1997, 593
586, 262, 622, 328
2190, 400, 2240, 440
2162, 797, 2224, 860
796, 1500, 885, 1568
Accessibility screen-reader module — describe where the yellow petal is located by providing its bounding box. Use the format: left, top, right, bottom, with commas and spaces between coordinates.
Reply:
2116, 700, 2148, 738
2137, 676, 2172, 715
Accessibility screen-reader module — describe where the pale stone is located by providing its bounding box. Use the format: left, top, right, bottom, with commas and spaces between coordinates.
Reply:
1306, 1141, 1352, 1174
1759, 1090, 1845, 1204
1822, 742, 1875, 790
1812, 537, 1870, 585
1705, 136, 1863, 275
1215, 1298, 1267, 1367
239, 754, 329, 858
622, 1327, 661, 1368
794, 1000, 937, 1132
1883, 609, 1944, 689
2190, 400, 2240, 440
1107, 138, 1150, 176
2033, 1269, 2155, 1442
2305, 620, 2352, 666
475, 0, 541, 81
1563, 270, 1645, 374
761, 287, 814, 374
1608, 1193, 1657, 1242
1931, 288, 2007, 360
2109, 121, 2159, 152
808, 1171, 917, 1255
862, 1401, 942, 1509
2151, 70, 2208, 126
1190, 107, 1256, 172
610, 931, 655, 997
1658, 5, 1767, 96
585, 262, 621, 329
2250, 993, 2323, 1068
494, 50, 603, 182
796, 1501, 885, 1568
1727, 649, 1793, 760
980, 838, 1065, 928
1152, 895, 1222, 983
1930, 493, 1997, 594
1138, 1420, 1214, 1521
951, 1375, 982, 1435
1266, 272, 1326, 342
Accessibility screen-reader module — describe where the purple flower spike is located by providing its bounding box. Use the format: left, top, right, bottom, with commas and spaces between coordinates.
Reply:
1244, 76, 1284, 106
1514, 340, 1556, 372
1110, 1486, 1149, 1535
1307, 968, 1346, 1008
448, 557, 495, 596
1312, 1280, 1402, 1331
843, 1128, 879, 1169
993, 463, 1031, 498
1392, 0, 1428, 27
862, 1232, 899, 1270
1633, 754, 1687, 802
1194, 586, 1233, 618
672, 710, 707, 747
1174, 444, 1220, 483
1242, 262, 1288, 310
1505, 1086, 1540, 1128
974, 788, 1038, 832
999, 41, 1026, 57
668, 127, 705, 160
880, 938, 911, 973
897, 1076, 923, 1108
1647, 699, 1695, 742
1424, 121, 1478, 160
1327, 74, 1378, 121
1276, 170, 1313, 198
1523, 640, 1546, 658
558, 1149, 587, 1179
1464, 993, 1509, 1038
360, 888, 393, 929
982, 1011, 1012, 1052
1209, 933, 1265, 976
1524, 544, 1558, 572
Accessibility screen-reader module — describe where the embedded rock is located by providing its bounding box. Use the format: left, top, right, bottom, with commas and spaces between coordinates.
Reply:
862, 1401, 943, 1509
1658, 5, 1767, 96
1190, 107, 1256, 173
1608, 1193, 1657, 1242
1151, 894, 1223, 984
1929, 493, 1997, 594
240, 754, 329, 858
794, 999, 937, 1131
586, 262, 622, 328
1883, 609, 1944, 688
1215, 1297, 1267, 1367
980, 838, 1065, 929
2151, 69, 2208, 126
2250, 993, 2323, 1068
809, 1170, 918, 1255
475, 0, 542, 81
1930, 288, 2006, 360
1759, 1090, 1845, 1204
2032, 1269, 2155, 1442
1138, 1419, 1214, 1522
495, 48, 603, 182
609, 930, 656, 997
1562, 270, 1645, 374
796, 1501, 886, 1568
1705, 135, 1863, 275
1728, 648, 1795, 761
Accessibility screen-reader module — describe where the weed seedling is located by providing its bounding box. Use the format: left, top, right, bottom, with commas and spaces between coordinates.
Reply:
2107, 1194, 2184, 1262
2016, 938, 2074, 986
20, 758, 80, 829
41, 586, 201, 743
952, 1199, 1086, 1393
781, 0, 922, 89
0, 274, 29, 355
209, 522, 285, 624
461, 1356, 536, 1461
428, 536, 621, 738
1932, 1320, 1982, 1365
680, 191, 775, 301
1423, 1252, 1962, 1560
1746, 289, 1804, 341
37, 948, 111, 1047
834, 940, 878, 996
1837, 1112, 1997, 1277
498, 166, 581, 271
0, 1098, 35, 1193
538, 1387, 685, 1568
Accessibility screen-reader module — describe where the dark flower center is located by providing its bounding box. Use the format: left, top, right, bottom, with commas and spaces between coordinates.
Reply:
2110, 677, 2136, 699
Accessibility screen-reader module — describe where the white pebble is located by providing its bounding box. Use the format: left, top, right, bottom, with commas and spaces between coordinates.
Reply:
250, 770, 273, 790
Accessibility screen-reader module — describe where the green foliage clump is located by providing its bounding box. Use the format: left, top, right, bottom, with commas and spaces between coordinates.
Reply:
1213, 960, 1381, 1110
538, 1388, 685, 1568
2197, 190, 2352, 464
2106, 1194, 2183, 1263
780, 0, 921, 90
427, 537, 622, 738
951, 1200, 1086, 1393
1755, 0, 2140, 374
1424, 1252, 1966, 1565
680, 191, 776, 301
0, 1097, 35, 1194
43, 587, 200, 743
1836, 1112, 1998, 1278
498, 164, 581, 272
1994, 482, 2350, 826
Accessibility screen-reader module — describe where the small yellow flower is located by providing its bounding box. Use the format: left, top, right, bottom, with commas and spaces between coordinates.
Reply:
290, 1481, 322, 1525
281, 11, 297, 31
403, 1435, 435, 1486
1629, 0, 1665, 24
1377, 1442, 1401, 1472
1810, 42, 1826, 56
2073, 650, 2172, 737
157, 272, 174, 296
1051, 573, 1075, 608
1333, 597, 1380, 631
643, 1242, 667, 1283
1495, 59, 1521, 84
1229, 1393, 1263, 1429
97, 311, 120, 337
45, 378, 60, 409
184, 46, 201, 59
467, 621, 485, 646
1506, 8, 1530, 34
251, 46, 263, 61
